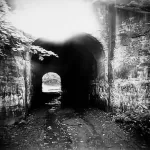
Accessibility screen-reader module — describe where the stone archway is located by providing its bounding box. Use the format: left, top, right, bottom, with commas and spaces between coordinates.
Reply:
31, 33, 105, 109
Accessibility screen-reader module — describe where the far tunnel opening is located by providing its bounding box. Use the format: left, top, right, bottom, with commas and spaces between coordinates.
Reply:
42, 72, 62, 106
42, 72, 61, 93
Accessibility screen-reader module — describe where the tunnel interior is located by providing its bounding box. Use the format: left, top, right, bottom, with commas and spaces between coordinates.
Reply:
30, 33, 105, 110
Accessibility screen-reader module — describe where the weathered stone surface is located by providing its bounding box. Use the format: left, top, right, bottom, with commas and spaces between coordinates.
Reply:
0, 48, 31, 119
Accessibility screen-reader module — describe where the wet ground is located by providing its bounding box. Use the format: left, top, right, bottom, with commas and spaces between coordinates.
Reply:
0, 99, 149, 150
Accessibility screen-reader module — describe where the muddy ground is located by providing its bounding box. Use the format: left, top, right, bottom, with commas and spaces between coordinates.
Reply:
0, 102, 149, 150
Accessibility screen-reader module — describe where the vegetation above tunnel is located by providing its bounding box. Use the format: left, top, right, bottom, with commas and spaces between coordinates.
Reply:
0, 0, 56, 59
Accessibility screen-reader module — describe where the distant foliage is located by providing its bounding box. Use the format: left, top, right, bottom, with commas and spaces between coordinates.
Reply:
42, 73, 61, 85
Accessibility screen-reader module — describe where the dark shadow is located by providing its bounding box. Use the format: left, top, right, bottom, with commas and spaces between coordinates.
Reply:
30, 33, 104, 110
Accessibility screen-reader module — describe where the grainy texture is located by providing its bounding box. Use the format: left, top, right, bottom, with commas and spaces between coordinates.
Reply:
0, 106, 149, 150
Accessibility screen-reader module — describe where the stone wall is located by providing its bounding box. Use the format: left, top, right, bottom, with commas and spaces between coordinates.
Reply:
91, 2, 150, 112
0, 47, 31, 119
112, 7, 150, 112
89, 2, 111, 111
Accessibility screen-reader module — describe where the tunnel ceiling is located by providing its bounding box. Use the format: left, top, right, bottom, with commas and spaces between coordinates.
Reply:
32, 33, 104, 61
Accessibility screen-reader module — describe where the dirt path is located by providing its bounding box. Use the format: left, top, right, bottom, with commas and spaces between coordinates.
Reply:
0, 106, 149, 150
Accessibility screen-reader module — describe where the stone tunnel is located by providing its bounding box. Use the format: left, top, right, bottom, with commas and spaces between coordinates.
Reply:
31, 33, 105, 109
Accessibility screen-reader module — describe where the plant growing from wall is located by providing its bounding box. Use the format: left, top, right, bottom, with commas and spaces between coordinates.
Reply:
0, 0, 57, 117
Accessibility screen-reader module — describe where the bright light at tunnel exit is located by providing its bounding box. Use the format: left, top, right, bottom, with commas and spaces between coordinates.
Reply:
42, 72, 61, 93
10, 0, 99, 42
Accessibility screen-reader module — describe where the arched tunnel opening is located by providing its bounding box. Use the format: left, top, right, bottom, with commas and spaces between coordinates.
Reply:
30, 33, 105, 110
42, 72, 61, 93
42, 72, 62, 106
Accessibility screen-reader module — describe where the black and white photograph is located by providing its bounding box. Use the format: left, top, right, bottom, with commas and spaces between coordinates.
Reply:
0, 0, 150, 149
